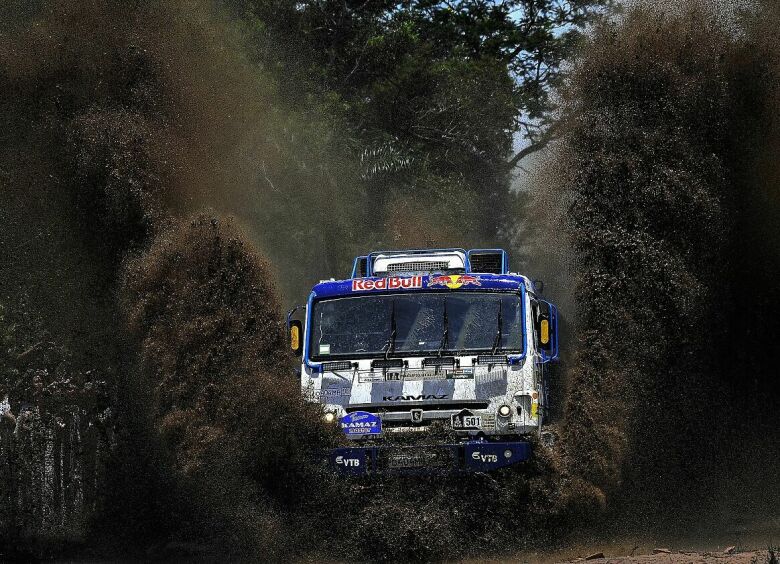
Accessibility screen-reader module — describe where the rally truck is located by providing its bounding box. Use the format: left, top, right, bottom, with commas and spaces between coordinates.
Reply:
287, 248, 558, 474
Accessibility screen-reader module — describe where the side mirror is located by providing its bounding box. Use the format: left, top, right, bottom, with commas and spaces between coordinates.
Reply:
289, 320, 303, 356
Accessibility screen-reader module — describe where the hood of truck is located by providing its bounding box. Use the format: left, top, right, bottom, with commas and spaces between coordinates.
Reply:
310, 363, 512, 409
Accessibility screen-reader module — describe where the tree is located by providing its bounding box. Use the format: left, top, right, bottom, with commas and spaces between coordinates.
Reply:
231, 0, 607, 165
228, 0, 608, 247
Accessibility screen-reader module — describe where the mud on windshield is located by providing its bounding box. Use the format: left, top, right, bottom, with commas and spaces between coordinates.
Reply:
309, 292, 523, 360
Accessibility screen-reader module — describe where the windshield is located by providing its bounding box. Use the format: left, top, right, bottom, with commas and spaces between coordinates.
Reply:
309, 292, 523, 360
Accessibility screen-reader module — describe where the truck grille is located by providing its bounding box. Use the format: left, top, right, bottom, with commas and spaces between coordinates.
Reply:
345, 401, 489, 413
385, 261, 449, 273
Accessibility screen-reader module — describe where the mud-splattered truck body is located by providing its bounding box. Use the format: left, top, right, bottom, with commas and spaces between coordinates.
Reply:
288, 249, 558, 474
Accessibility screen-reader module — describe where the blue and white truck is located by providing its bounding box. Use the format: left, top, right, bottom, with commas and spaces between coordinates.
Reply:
287, 248, 558, 474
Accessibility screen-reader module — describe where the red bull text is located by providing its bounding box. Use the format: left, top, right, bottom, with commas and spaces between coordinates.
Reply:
351, 276, 423, 291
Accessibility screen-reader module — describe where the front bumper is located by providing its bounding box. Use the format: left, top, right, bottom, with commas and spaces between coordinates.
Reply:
329, 440, 531, 475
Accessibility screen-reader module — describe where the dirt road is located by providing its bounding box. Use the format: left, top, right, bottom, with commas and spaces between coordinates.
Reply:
565, 549, 773, 563
504, 545, 776, 564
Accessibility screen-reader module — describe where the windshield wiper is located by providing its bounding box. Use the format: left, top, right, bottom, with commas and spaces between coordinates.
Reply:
437, 298, 449, 357
383, 299, 397, 360
491, 299, 503, 354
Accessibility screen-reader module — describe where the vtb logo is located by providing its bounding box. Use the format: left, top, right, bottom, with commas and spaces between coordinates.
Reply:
335, 455, 360, 467
428, 274, 481, 289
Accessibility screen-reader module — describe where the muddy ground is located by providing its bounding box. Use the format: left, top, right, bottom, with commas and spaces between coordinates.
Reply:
515, 549, 774, 564
505, 516, 779, 564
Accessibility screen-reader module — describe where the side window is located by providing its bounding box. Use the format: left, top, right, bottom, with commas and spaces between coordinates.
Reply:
530, 298, 541, 351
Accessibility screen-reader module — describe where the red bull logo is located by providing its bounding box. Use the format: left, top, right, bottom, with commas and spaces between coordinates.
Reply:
428, 274, 481, 289
352, 276, 423, 291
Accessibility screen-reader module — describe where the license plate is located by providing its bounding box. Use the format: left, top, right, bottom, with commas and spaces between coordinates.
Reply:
386, 451, 432, 469
461, 415, 481, 428
382, 448, 452, 469
451, 409, 482, 430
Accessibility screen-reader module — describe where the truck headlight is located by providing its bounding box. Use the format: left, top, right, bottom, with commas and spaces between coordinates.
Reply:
323, 412, 336, 424
498, 404, 512, 417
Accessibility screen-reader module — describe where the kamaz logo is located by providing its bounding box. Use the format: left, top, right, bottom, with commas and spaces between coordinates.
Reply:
382, 394, 448, 401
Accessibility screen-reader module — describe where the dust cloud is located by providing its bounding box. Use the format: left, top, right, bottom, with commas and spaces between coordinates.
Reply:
530, 0, 780, 539
1, 0, 779, 561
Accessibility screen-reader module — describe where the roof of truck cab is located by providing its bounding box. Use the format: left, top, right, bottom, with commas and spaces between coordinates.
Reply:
310, 272, 534, 300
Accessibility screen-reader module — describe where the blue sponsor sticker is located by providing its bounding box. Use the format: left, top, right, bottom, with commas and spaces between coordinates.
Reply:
340, 411, 382, 436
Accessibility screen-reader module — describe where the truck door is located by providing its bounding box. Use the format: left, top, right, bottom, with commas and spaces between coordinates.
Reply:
287, 305, 306, 377
530, 297, 559, 426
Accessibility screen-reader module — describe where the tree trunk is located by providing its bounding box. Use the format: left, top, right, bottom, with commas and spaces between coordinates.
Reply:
62, 415, 72, 522
53, 421, 62, 528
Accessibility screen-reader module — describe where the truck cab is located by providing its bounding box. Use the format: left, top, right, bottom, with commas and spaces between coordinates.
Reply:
288, 249, 558, 474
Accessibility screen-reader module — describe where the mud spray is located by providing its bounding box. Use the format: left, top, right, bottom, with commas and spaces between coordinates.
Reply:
531, 0, 780, 542
1, 0, 779, 561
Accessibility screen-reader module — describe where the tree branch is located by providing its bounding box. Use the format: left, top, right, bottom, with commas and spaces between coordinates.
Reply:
507, 119, 562, 167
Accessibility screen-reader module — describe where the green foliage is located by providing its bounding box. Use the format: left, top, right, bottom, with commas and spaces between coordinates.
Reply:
228, 0, 608, 262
